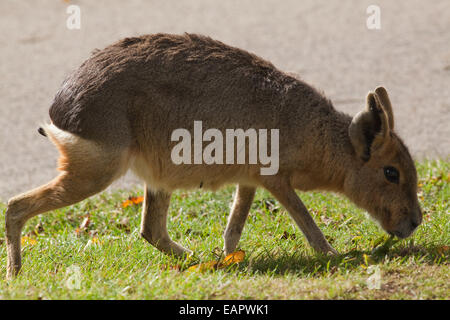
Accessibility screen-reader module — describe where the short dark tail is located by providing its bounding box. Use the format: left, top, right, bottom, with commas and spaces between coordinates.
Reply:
38, 127, 47, 137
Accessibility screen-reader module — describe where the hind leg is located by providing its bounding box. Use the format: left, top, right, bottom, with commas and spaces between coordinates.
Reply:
140, 185, 191, 256
5, 139, 129, 279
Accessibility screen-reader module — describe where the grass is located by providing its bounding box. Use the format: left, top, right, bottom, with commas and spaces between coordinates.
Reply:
0, 160, 448, 299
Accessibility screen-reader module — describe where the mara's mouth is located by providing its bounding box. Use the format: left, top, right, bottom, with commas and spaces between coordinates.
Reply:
387, 230, 407, 239
387, 228, 414, 239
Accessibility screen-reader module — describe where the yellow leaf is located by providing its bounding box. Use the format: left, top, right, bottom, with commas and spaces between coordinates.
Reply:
131, 196, 144, 204
185, 250, 245, 273
222, 250, 245, 266
122, 200, 132, 208
122, 196, 144, 208
21, 236, 37, 246
91, 237, 103, 245
187, 261, 218, 272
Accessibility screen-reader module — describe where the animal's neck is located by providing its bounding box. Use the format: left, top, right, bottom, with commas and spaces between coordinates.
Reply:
311, 107, 358, 193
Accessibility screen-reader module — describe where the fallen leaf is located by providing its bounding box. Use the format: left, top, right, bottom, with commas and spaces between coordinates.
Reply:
186, 250, 245, 272
121, 200, 132, 208
222, 250, 245, 266
91, 237, 103, 245
187, 261, 219, 272
132, 196, 144, 204
21, 236, 37, 246
122, 196, 144, 208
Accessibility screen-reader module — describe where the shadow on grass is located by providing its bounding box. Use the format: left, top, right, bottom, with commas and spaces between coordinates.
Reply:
243, 243, 448, 276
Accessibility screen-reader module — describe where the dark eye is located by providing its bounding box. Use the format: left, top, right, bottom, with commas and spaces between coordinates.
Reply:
384, 166, 399, 184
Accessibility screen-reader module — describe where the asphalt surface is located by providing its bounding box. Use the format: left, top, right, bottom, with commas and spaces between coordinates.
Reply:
0, 0, 449, 201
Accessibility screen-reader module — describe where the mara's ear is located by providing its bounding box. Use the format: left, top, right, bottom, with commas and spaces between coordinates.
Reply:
348, 92, 391, 161
374, 86, 394, 130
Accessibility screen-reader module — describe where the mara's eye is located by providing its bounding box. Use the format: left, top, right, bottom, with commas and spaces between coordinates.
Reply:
384, 166, 399, 184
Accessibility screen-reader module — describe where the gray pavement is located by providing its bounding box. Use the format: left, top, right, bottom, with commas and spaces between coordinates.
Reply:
0, 0, 449, 201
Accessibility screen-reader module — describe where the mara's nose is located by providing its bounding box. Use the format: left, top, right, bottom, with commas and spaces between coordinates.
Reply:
411, 219, 419, 229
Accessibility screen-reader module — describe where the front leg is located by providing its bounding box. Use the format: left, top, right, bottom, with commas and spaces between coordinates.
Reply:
261, 177, 337, 255
223, 185, 256, 255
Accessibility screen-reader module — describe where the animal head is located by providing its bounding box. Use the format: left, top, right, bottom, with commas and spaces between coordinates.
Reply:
345, 86, 422, 238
